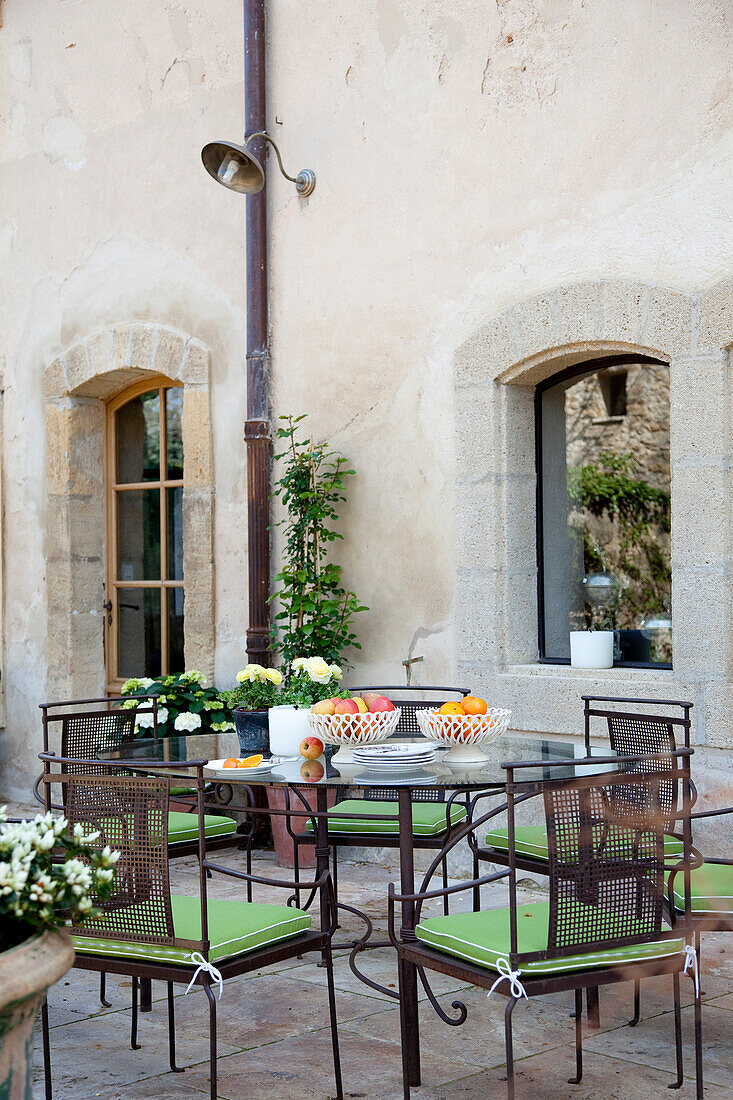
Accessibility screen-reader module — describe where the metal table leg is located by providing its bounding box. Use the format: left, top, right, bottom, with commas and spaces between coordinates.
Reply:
398, 787, 421, 1088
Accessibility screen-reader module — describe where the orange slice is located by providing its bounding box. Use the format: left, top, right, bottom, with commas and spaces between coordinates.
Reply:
222, 758, 241, 769
238, 754, 264, 769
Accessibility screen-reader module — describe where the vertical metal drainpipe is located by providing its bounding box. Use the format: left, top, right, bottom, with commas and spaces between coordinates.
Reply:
244, 0, 272, 662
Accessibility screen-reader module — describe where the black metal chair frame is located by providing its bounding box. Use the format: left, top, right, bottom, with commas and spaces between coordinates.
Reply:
389, 749, 703, 1100
289, 687, 473, 919
38, 753, 342, 1100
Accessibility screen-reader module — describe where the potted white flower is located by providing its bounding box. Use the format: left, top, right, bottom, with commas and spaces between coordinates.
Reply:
225, 664, 284, 755
0, 808, 119, 1096
269, 657, 344, 756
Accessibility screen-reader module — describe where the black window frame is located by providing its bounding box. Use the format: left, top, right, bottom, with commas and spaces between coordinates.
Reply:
534, 353, 672, 670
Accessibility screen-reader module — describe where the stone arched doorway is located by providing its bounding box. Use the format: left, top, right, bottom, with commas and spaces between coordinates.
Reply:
44, 322, 215, 699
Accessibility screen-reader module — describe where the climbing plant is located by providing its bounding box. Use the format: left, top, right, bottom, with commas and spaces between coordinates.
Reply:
270, 415, 368, 669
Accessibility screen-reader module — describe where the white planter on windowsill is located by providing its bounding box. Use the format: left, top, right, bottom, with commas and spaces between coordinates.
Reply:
268, 704, 311, 756
569, 630, 614, 669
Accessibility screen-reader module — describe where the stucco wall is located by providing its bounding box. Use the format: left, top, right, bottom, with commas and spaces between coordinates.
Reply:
0, 0, 732, 794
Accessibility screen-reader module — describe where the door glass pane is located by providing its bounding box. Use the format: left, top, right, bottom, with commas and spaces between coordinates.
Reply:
117, 588, 162, 679
167, 588, 185, 673
167, 487, 184, 580
166, 388, 184, 480
116, 489, 161, 581
539, 361, 671, 666
115, 391, 160, 483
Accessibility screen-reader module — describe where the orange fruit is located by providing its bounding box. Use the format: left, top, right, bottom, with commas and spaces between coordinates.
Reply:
438, 701, 466, 716
222, 758, 241, 769
462, 696, 488, 715
238, 754, 264, 769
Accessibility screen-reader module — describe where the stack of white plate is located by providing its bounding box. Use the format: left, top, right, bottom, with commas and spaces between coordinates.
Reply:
352, 743, 436, 769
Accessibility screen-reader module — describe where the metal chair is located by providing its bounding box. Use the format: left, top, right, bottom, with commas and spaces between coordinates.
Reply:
39, 755, 342, 1100
480, 694, 694, 1025
390, 750, 703, 1100
291, 686, 472, 915
37, 696, 248, 1010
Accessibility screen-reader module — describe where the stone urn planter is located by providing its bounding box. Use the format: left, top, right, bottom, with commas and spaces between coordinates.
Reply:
0, 928, 75, 1099
233, 707, 270, 756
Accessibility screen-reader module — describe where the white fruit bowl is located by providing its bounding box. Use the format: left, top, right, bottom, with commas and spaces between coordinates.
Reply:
307, 709, 402, 764
416, 708, 511, 764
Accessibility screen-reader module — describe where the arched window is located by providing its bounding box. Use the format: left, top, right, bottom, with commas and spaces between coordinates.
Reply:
106, 378, 184, 689
536, 355, 672, 668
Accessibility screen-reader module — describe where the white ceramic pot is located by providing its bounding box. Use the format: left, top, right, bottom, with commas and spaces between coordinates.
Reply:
569, 630, 614, 669
268, 705, 311, 756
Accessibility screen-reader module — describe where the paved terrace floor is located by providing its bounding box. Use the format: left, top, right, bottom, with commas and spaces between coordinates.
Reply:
4, 800, 731, 1099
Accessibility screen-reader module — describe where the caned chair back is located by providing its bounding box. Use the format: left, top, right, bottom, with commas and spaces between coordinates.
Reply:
503, 752, 694, 969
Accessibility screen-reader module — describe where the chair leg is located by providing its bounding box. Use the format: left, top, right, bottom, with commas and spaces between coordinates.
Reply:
332, 847, 340, 927
167, 982, 185, 1073
504, 996, 518, 1100
203, 977, 217, 1100
568, 989, 583, 1084
323, 942, 343, 1099
246, 842, 253, 903
629, 979, 641, 1027
140, 977, 152, 1012
441, 857, 449, 916
131, 977, 141, 1050
293, 840, 301, 909
693, 964, 704, 1100
668, 971, 684, 1090
472, 854, 480, 912
41, 998, 53, 1100
586, 984, 600, 1028
99, 971, 111, 1008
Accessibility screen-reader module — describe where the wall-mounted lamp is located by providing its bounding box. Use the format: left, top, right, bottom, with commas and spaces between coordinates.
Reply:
201, 131, 316, 196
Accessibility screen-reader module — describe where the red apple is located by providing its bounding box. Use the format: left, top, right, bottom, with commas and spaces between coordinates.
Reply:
334, 698, 360, 715
300, 759, 325, 782
369, 696, 395, 713
300, 735, 325, 760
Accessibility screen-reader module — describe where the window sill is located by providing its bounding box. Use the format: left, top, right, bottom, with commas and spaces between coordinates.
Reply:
504, 663, 675, 678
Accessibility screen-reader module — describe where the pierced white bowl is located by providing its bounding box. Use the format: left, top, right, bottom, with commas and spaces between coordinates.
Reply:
307, 708, 402, 764
416, 707, 511, 764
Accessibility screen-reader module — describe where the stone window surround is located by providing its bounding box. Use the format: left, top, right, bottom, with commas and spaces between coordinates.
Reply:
455, 277, 733, 747
44, 322, 215, 700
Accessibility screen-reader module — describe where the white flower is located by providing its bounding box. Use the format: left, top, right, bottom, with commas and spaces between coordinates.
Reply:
203, 700, 224, 711
121, 677, 154, 694
174, 712, 202, 733
264, 668, 283, 685
291, 657, 309, 671
181, 670, 205, 686
135, 710, 156, 729
211, 720, 236, 733
305, 658, 332, 684
329, 664, 343, 681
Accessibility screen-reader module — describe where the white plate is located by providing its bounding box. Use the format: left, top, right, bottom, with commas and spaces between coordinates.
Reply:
353, 744, 435, 760
352, 757, 437, 771
354, 770, 439, 786
205, 757, 281, 778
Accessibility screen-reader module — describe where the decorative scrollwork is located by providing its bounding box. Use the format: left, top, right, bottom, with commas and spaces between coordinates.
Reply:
417, 966, 468, 1025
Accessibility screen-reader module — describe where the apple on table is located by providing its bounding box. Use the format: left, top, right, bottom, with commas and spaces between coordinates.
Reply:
300, 735, 325, 760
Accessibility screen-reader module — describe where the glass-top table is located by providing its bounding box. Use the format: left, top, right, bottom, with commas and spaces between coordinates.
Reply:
98, 730, 611, 788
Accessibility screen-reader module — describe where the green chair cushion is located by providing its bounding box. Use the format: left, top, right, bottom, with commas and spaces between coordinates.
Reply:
485, 824, 684, 862
416, 903, 684, 976
305, 799, 467, 837
167, 812, 237, 844
669, 861, 733, 914
73, 895, 310, 965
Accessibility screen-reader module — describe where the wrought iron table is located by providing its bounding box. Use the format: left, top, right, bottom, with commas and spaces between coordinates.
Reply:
100, 731, 606, 1088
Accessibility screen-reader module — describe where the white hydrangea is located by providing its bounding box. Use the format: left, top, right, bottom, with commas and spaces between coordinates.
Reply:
211, 720, 235, 733
174, 712, 202, 732
135, 706, 168, 730
181, 670, 205, 686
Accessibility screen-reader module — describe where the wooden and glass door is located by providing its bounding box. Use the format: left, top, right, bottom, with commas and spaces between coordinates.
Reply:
106, 379, 184, 691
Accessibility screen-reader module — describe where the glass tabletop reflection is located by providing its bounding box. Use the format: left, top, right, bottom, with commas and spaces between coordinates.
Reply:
97, 731, 618, 790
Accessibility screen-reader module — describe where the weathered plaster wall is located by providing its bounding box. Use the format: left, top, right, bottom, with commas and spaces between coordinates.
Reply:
1, 0, 732, 793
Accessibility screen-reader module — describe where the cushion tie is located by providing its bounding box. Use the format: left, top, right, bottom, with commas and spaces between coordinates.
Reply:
185, 952, 224, 999
487, 957, 528, 1001
683, 943, 700, 995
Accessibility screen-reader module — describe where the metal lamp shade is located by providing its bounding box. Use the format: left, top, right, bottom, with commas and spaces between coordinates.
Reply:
201, 140, 265, 194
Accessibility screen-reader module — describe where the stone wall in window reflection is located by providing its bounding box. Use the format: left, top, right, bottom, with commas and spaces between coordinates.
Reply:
564, 363, 671, 662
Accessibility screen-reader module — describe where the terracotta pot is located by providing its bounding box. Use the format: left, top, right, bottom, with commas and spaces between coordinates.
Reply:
0, 927, 75, 1099
267, 785, 336, 868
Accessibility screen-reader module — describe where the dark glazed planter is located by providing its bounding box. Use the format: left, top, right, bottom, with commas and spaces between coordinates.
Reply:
233, 708, 270, 755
